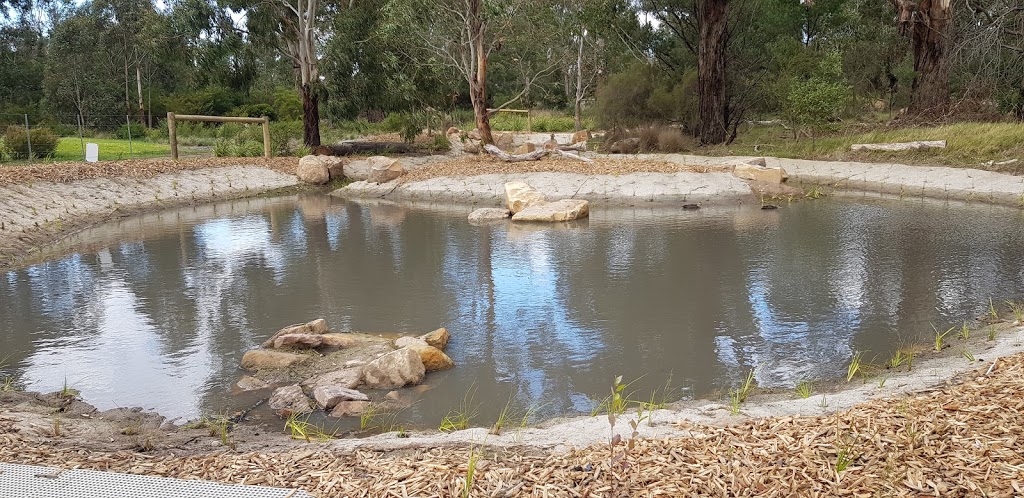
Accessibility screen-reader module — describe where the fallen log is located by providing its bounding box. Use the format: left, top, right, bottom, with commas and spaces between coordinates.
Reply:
314, 141, 420, 156
850, 140, 946, 152
484, 144, 592, 163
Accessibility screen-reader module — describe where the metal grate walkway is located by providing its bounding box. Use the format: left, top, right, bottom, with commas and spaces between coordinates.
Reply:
0, 463, 314, 498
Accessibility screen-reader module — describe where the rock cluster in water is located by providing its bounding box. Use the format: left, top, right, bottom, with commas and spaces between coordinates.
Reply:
468, 181, 590, 224
238, 319, 453, 418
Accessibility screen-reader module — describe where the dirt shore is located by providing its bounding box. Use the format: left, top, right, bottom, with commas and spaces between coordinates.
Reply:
2, 321, 1023, 496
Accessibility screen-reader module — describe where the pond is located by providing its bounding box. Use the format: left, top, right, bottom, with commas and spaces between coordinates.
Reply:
2, 193, 1023, 430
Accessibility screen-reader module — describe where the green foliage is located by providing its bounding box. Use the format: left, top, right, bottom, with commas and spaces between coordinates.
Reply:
795, 381, 812, 399
115, 122, 145, 140
4, 125, 58, 159
230, 103, 276, 120
785, 53, 853, 138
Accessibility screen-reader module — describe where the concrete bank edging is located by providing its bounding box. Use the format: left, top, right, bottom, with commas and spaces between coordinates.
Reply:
0, 166, 300, 268
336, 154, 1024, 209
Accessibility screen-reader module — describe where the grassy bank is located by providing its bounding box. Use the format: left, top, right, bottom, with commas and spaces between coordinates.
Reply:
53, 138, 171, 161
702, 122, 1024, 174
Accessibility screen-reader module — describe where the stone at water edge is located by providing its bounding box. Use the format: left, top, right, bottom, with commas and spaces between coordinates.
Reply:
240, 350, 308, 370
268, 385, 313, 417
301, 367, 364, 390
362, 348, 426, 389
296, 155, 333, 185
236, 376, 270, 391
571, 130, 591, 144
330, 400, 371, 418
512, 199, 590, 222
468, 208, 511, 224
402, 343, 455, 373
732, 159, 787, 185
395, 336, 428, 349
273, 333, 324, 349
319, 333, 356, 348
504, 181, 546, 214
419, 327, 451, 350
261, 318, 329, 348
367, 156, 406, 184
312, 386, 370, 410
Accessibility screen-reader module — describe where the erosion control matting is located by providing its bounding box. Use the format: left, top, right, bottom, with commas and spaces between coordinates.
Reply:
2, 353, 1024, 496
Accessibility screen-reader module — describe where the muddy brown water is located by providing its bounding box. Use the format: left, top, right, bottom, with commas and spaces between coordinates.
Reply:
2, 193, 1023, 432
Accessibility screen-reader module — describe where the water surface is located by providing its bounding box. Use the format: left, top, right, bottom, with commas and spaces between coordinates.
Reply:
2, 194, 1023, 428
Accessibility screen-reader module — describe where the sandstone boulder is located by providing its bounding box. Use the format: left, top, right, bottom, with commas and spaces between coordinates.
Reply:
504, 182, 546, 214
343, 159, 371, 181
733, 162, 787, 184
400, 341, 455, 373
330, 400, 371, 417
319, 333, 356, 348
269, 385, 312, 417
273, 333, 323, 349
468, 208, 511, 223
302, 367, 363, 390
261, 319, 329, 348
514, 142, 536, 155
419, 327, 450, 350
240, 350, 308, 371
367, 156, 406, 184
512, 199, 590, 222
468, 129, 482, 140
446, 126, 460, 135
571, 130, 591, 144
297, 155, 333, 185
495, 132, 514, 149
312, 386, 370, 410
543, 135, 559, 150
328, 160, 347, 180
362, 348, 425, 389
463, 141, 481, 154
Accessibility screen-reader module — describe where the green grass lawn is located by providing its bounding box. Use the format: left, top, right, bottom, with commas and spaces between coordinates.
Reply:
53, 138, 170, 161
701, 122, 1024, 174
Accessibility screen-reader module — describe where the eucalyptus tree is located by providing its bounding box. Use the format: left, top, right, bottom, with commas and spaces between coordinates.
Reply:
386, 0, 565, 145
891, 0, 953, 113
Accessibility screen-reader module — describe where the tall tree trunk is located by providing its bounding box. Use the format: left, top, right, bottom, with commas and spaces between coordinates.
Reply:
469, 0, 493, 145
135, 63, 146, 126
697, 0, 729, 145
894, 0, 951, 114
574, 34, 584, 132
301, 83, 321, 147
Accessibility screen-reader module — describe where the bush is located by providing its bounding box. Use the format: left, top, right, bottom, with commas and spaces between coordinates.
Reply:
230, 103, 277, 121
638, 125, 660, 151
657, 128, 691, 152
4, 126, 59, 159
784, 52, 854, 138
115, 122, 145, 140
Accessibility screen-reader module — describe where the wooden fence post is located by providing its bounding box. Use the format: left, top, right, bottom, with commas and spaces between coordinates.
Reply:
167, 112, 178, 160
262, 116, 271, 157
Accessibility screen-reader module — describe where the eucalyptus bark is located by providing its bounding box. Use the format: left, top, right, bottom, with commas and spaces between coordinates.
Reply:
894, 0, 952, 114
301, 83, 321, 147
467, 0, 494, 145
696, 0, 728, 145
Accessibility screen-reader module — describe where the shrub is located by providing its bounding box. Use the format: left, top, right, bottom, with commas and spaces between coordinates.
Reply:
657, 128, 690, 152
595, 63, 659, 128
784, 52, 854, 138
213, 138, 235, 157
638, 125, 660, 151
4, 126, 59, 159
230, 103, 277, 121
115, 122, 145, 140
236, 140, 264, 157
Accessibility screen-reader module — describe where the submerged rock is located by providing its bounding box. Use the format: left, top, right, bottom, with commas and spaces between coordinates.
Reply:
312, 386, 369, 410
268, 385, 312, 417
468, 208, 511, 224
240, 350, 308, 370
262, 319, 329, 348
512, 199, 590, 222
235, 376, 270, 391
420, 327, 451, 350
330, 400, 371, 418
362, 348, 426, 389
505, 181, 546, 214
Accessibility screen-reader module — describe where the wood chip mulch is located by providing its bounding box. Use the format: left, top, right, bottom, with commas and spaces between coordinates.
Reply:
0, 157, 298, 187
3, 352, 1023, 496
398, 156, 725, 185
